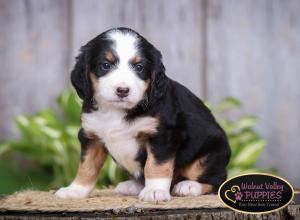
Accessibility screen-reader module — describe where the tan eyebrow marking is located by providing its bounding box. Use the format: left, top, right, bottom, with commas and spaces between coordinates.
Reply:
104, 51, 116, 62
131, 55, 142, 64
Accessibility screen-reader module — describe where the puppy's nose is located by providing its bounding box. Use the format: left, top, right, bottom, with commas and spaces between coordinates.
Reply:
116, 87, 130, 98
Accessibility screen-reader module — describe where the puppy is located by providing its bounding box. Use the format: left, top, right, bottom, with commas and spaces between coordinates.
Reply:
55, 27, 231, 202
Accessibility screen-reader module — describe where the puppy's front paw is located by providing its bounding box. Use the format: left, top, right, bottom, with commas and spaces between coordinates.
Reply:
172, 180, 202, 196
139, 187, 171, 202
115, 180, 143, 196
55, 183, 93, 199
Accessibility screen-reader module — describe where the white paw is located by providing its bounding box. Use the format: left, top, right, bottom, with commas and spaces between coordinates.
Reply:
115, 180, 144, 196
55, 183, 93, 199
173, 180, 202, 196
139, 188, 171, 202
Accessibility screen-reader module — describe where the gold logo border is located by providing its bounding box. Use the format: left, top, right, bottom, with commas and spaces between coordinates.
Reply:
218, 172, 295, 215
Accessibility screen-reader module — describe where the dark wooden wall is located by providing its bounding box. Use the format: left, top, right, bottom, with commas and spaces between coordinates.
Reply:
0, 0, 299, 186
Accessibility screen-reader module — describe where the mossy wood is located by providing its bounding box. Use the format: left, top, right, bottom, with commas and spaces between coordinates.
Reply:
0, 189, 299, 219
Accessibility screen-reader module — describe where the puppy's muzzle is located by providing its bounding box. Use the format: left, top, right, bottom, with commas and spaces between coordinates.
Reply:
116, 87, 130, 98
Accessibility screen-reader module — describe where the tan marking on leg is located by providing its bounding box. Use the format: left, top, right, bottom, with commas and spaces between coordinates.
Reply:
179, 156, 207, 181
73, 139, 107, 186
201, 183, 214, 194
139, 144, 174, 201
144, 145, 174, 179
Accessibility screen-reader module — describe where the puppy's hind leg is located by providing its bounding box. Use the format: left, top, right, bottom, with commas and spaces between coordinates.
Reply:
173, 156, 214, 196
173, 180, 213, 197
174, 136, 230, 197
115, 180, 144, 196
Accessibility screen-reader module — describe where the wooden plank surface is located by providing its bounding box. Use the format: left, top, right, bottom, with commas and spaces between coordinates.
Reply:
0, 0, 70, 138
72, 0, 205, 97
0, 190, 299, 220
0, 0, 300, 189
205, 0, 300, 186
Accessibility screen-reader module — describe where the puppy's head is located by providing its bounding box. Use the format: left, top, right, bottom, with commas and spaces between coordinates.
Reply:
71, 27, 167, 110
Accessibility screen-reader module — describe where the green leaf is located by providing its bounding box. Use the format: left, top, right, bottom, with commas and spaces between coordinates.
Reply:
227, 167, 263, 178
1, 91, 271, 193
204, 101, 213, 111
214, 97, 241, 113
37, 109, 62, 128
40, 126, 62, 139
57, 90, 81, 123
234, 129, 259, 144
229, 129, 260, 157
231, 115, 257, 131
0, 142, 10, 156
232, 139, 266, 168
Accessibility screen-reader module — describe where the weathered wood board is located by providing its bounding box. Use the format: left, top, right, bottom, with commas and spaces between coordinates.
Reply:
0, 0, 70, 138
72, 0, 205, 96
205, 0, 300, 186
0, 0, 300, 188
0, 190, 299, 219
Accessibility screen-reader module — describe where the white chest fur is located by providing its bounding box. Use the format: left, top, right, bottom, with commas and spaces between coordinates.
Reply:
81, 109, 158, 178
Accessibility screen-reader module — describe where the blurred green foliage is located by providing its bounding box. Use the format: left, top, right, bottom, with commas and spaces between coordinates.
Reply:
206, 97, 268, 177
0, 91, 127, 194
0, 91, 268, 194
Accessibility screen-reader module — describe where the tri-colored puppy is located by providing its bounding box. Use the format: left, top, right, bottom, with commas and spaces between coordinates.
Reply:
55, 27, 231, 202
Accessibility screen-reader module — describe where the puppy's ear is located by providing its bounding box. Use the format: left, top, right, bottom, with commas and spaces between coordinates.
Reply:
70, 46, 92, 101
149, 48, 168, 104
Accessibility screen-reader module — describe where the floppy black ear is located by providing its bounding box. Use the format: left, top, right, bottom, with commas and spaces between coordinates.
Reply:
149, 49, 168, 104
70, 47, 92, 101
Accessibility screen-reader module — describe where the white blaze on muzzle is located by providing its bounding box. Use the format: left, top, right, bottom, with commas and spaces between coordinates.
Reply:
94, 30, 147, 109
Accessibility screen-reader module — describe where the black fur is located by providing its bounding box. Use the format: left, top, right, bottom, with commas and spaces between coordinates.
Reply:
72, 27, 231, 193
78, 128, 92, 161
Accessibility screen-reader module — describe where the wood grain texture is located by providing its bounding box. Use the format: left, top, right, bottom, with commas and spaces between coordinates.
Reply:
0, 0, 300, 188
0, 0, 71, 138
0, 190, 299, 219
206, 0, 300, 186
72, 0, 205, 97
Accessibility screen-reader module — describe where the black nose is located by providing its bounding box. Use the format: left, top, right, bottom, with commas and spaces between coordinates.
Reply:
116, 87, 130, 98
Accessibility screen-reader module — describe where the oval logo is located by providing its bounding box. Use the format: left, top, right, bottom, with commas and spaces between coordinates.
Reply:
218, 173, 294, 214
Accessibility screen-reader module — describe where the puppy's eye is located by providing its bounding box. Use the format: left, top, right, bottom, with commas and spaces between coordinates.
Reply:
101, 62, 111, 71
134, 63, 144, 72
